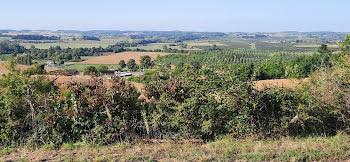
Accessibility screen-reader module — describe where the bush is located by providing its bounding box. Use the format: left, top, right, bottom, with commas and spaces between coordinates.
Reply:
84, 66, 99, 75
23, 64, 46, 75
0, 71, 142, 147
127, 76, 141, 83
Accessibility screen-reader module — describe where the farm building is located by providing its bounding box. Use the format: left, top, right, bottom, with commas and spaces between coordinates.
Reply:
45, 61, 60, 67
100, 70, 116, 76
100, 70, 133, 77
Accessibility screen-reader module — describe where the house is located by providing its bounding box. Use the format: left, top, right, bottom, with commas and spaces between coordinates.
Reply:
45, 61, 59, 67
115, 71, 132, 77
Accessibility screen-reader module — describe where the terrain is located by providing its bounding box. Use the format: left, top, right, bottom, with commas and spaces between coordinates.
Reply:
1, 30, 350, 161
2, 134, 350, 161
0, 63, 30, 78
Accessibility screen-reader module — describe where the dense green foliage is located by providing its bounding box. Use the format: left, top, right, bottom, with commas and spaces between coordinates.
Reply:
11, 35, 60, 40
127, 59, 137, 70
15, 54, 32, 65
0, 41, 26, 54
83, 66, 99, 75
0, 72, 142, 146
82, 35, 100, 41
23, 64, 46, 75
119, 60, 126, 69
140, 55, 153, 69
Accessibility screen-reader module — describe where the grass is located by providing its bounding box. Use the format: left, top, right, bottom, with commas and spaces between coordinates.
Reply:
80, 56, 98, 60
295, 44, 339, 48
0, 37, 11, 40
1, 134, 350, 161
42, 143, 55, 150
60, 64, 120, 71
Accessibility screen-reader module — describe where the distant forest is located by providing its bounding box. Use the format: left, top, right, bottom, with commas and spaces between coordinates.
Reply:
0, 34, 60, 40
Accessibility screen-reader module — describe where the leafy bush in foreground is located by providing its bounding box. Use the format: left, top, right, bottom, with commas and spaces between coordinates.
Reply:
0, 70, 142, 146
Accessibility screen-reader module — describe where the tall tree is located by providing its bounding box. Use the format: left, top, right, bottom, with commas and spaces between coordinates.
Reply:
140, 55, 152, 69
318, 44, 331, 54
127, 59, 136, 70
119, 60, 126, 68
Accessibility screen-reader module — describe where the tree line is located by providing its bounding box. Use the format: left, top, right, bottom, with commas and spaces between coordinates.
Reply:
0, 40, 174, 65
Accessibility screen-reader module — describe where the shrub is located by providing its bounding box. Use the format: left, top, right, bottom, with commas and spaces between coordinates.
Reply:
84, 66, 99, 75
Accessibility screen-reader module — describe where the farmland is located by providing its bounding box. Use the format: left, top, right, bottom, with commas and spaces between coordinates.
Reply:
78, 51, 170, 64
127, 43, 186, 50
20, 38, 127, 49
61, 64, 120, 71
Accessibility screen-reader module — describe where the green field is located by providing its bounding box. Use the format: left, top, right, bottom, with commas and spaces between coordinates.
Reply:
80, 56, 98, 60
20, 38, 127, 49
0, 37, 11, 40
126, 43, 191, 50
295, 44, 339, 48
60, 64, 120, 71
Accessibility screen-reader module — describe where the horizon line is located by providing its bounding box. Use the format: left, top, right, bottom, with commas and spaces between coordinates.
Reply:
0, 29, 349, 33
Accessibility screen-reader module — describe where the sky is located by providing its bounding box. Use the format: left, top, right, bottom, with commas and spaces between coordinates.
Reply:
0, 0, 349, 32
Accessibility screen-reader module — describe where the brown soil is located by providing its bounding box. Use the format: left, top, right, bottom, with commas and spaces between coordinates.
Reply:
36, 75, 93, 88
78, 52, 170, 64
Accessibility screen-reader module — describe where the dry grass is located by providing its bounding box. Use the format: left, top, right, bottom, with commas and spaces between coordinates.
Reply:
32, 75, 145, 95
2, 135, 350, 161
254, 78, 309, 90
0, 63, 31, 79
0, 63, 59, 79
130, 81, 144, 92
78, 51, 170, 64
36, 75, 93, 88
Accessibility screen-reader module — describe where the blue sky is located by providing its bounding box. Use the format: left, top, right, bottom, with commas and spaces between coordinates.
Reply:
0, 0, 348, 32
